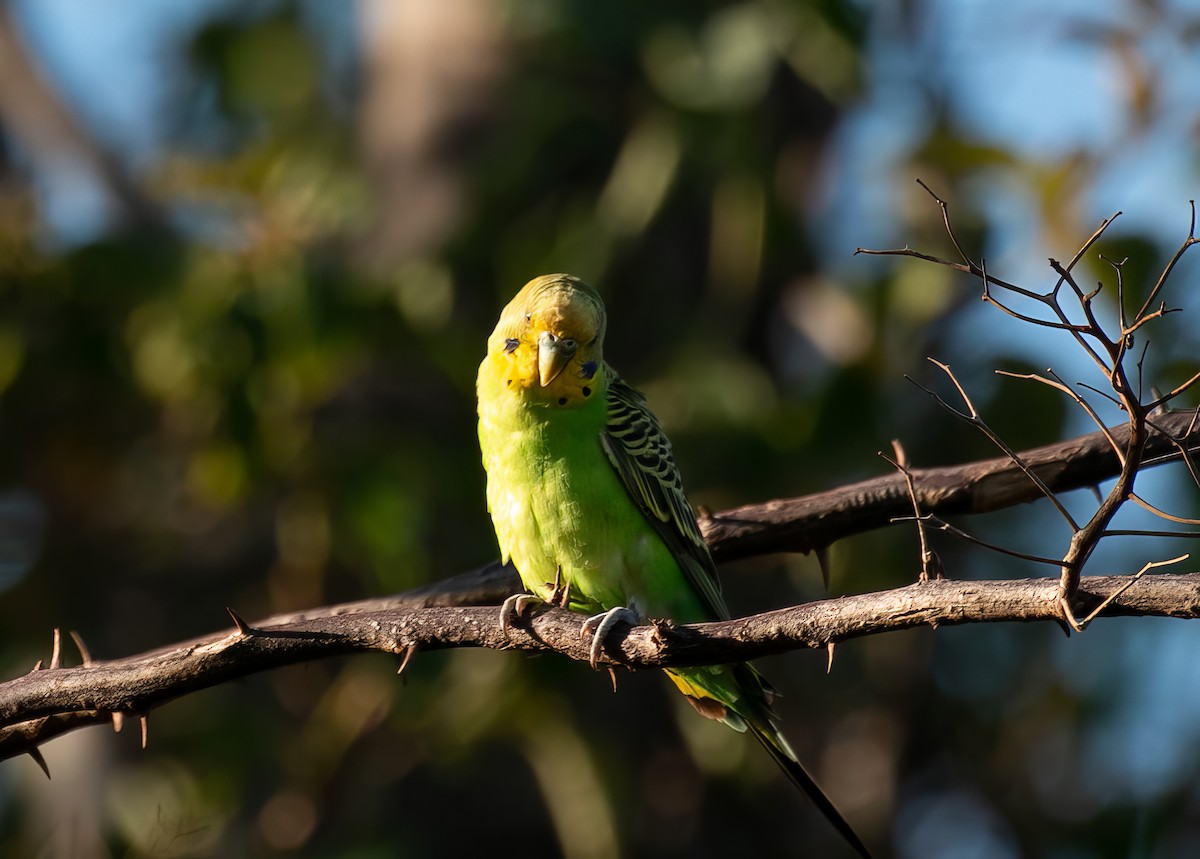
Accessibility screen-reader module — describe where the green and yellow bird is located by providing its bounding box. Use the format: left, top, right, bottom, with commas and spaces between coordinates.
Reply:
477, 274, 869, 857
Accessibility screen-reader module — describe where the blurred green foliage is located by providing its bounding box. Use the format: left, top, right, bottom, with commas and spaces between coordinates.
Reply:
2, 1, 1199, 857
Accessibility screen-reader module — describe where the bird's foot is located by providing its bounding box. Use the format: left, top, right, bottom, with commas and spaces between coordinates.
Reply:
580, 606, 640, 669
547, 565, 571, 608
501, 568, 572, 633
500, 593, 546, 632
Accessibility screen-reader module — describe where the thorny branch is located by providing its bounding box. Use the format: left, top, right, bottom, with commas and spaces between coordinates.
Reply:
701, 408, 1199, 561
4, 569, 1200, 765
858, 184, 1200, 630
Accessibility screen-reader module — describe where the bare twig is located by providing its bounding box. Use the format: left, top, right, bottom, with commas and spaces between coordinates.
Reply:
1074, 555, 1189, 628
893, 515, 1064, 567
880, 440, 935, 581
1128, 494, 1200, 526
1134, 200, 1199, 322
995, 369, 1123, 462
860, 190, 1200, 632
912, 359, 1080, 530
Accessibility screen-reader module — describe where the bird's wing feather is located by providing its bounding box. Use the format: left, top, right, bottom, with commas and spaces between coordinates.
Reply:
600, 372, 729, 620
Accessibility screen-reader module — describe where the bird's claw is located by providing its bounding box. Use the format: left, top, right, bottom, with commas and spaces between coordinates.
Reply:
580, 606, 640, 669
500, 593, 545, 632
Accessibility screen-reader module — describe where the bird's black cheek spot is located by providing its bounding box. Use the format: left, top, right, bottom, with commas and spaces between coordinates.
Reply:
582, 386, 592, 397
506, 379, 513, 387
558, 397, 568, 406
504, 338, 519, 354
580, 361, 597, 380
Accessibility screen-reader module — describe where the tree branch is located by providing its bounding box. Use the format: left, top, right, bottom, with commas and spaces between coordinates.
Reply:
702, 408, 1199, 561
5, 571, 1200, 764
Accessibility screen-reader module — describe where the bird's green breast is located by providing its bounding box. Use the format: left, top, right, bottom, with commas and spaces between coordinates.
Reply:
478, 372, 700, 620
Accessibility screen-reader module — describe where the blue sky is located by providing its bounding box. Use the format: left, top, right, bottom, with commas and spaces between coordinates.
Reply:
13, 0, 1200, 257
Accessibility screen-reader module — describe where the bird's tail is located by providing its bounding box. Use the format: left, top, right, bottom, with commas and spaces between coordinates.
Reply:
747, 717, 871, 859
667, 666, 871, 859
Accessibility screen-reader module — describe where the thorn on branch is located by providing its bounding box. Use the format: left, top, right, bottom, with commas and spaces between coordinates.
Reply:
69, 631, 92, 666
814, 546, 831, 589
395, 644, 418, 677
226, 606, 255, 637
111, 712, 124, 734
826, 641, 836, 674
50, 629, 61, 670
139, 714, 149, 750
1146, 368, 1200, 413
1149, 387, 1166, 416
26, 745, 50, 779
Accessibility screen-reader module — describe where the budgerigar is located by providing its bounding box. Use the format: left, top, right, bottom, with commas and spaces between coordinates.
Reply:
476, 274, 868, 857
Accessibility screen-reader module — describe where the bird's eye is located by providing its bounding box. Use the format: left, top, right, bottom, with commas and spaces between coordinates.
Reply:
504, 338, 519, 353
562, 338, 577, 351
525, 313, 532, 322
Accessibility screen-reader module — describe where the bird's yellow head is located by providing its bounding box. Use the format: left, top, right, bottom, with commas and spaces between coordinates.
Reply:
485, 274, 606, 407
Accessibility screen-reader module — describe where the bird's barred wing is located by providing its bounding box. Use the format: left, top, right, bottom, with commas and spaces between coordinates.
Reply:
600, 373, 729, 620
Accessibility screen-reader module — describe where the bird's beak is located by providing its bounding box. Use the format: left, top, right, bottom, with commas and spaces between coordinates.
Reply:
538, 331, 575, 387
